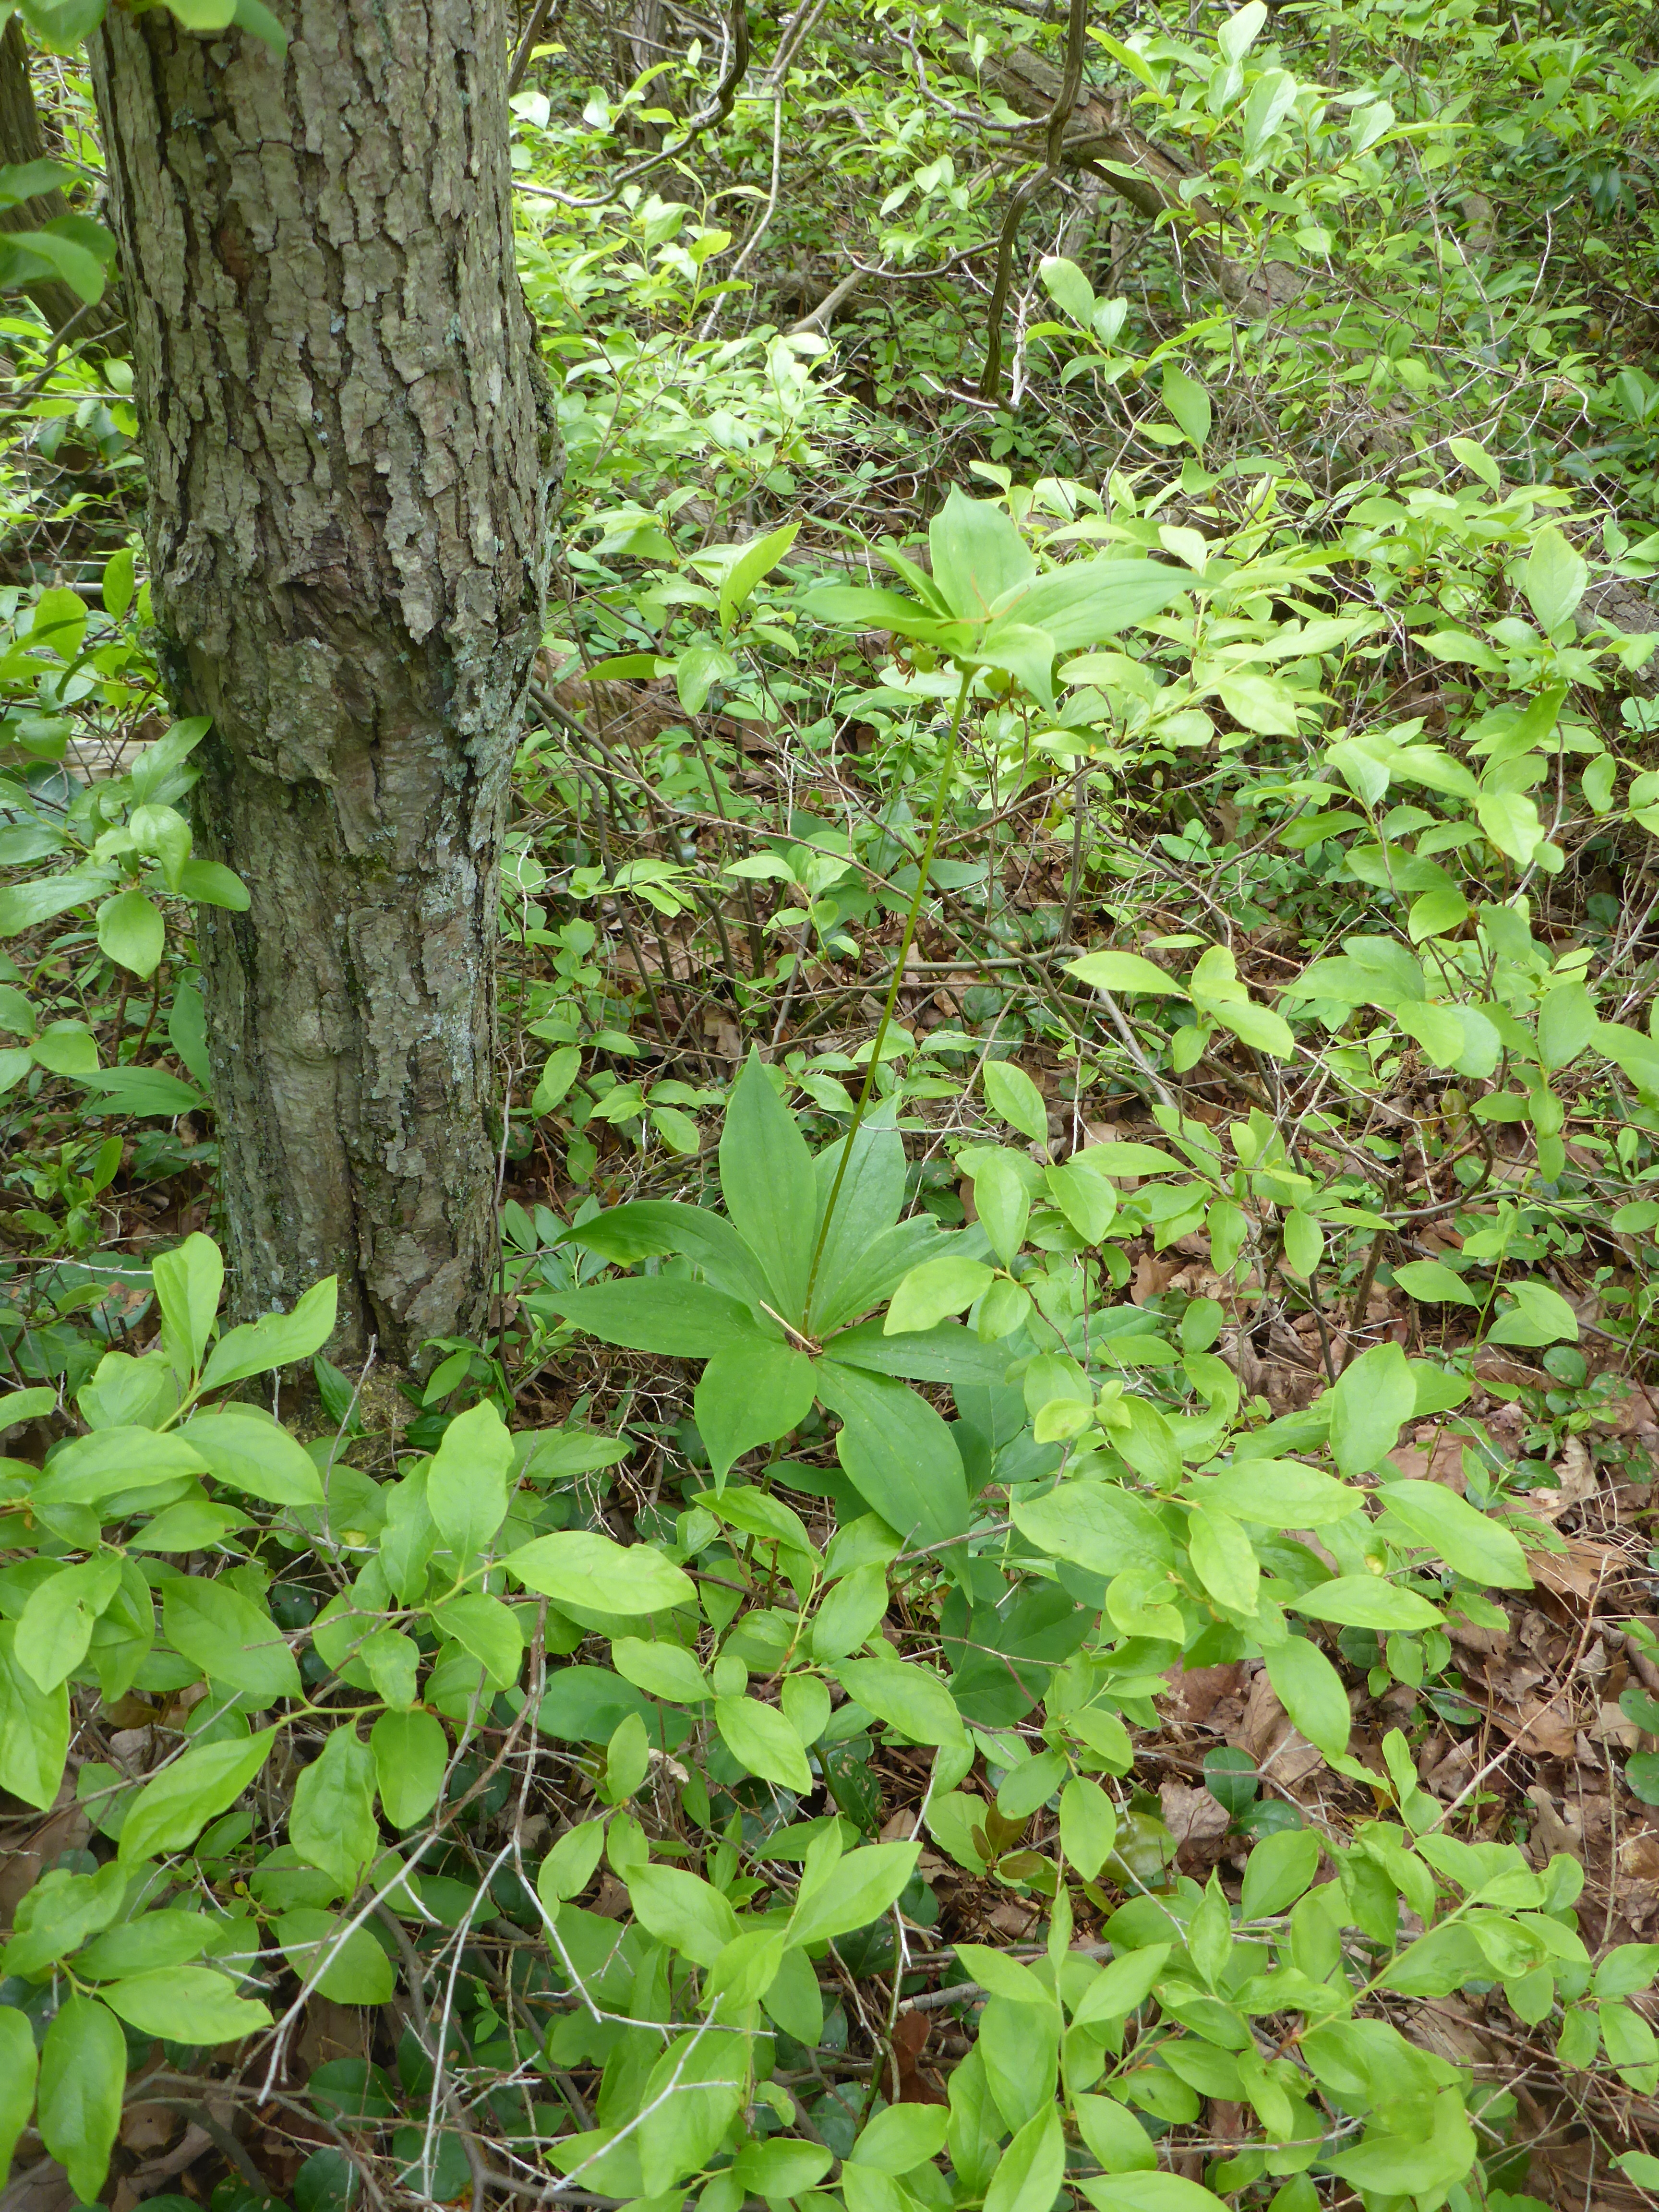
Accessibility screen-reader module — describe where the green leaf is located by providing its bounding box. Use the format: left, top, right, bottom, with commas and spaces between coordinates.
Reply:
720, 1048, 817, 1321
1264, 1634, 1353, 1761
714, 1695, 813, 1791
833, 1654, 964, 1746
102, 544, 136, 621
1038, 255, 1096, 326
370, 1708, 447, 1829
1059, 1777, 1118, 1880
426, 1397, 513, 1559
32, 1424, 204, 1509
720, 518, 800, 623
1240, 1827, 1322, 1917
274, 1910, 394, 2004
1538, 981, 1597, 1071
1392, 1260, 1481, 1307
532, 1045, 581, 1113
827, 1316, 1013, 1387
1489, 1278, 1580, 1346
1012, 1479, 1174, 1578
200, 1274, 338, 1390
101, 1966, 270, 2044
1161, 364, 1211, 451
119, 1729, 276, 1863
1407, 885, 1469, 942
1082, 2171, 1239, 2212
431, 1593, 523, 1685
814, 1358, 968, 1551
15, 1554, 121, 1690
95, 889, 165, 979
175, 858, 250, 908
1187, 1503, 1258, 1615
1327, 1339, 1415, 1477
694, 1337, 816, 1484
1202, 1459, 1360, 1527
162, 1576, 301, 1699
1476, 788, 1545, 865
964, 1148, 1030, 1265
626, 1863, 742, 1968
1522, 524, 1589, 634
153, 1231, 223, 1373
1241, 66, 1298, 160
884, 1254, 995, 1334
537, 1819, 608, 1908
182, 1408, 326, 1506
611, 1636, 711, 1704
986, 2106, 1064, 2212
74, 1064, 205, 1117
37, 1996, 124, 2205
1211, 995, 1295, 1057
504, 1530, 695, 1615
929, 488, 1035, 622
1290, 1577, 1443, 1631
0, 863, 113, 938
1065, 950, 1189, 997
1376, 1479, 1531, 1588
290, 1725, 379, 1894
734, 2139, 833, 2200
790, 1839, 921, 1948
0, 2005, 38, 2181
0, 1620, 71, 1809
982, 1058, 1049, 1142
552, 1280, 768, 1357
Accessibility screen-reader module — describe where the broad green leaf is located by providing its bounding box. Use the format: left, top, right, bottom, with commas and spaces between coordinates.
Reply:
119, 1729, 276, 1863
627, 1862, 740, 1967
694, 1337, 816, 1483
199, 1274, 338, 1390
983, 1058, 1048, 1141
814, 1358, 968, 1552
431, 1593, 523, 1684
1083, 2171, 1237, 2212
101, 1966, 270, 2044
1059, 1777, 1118, 1880
1211, 995, 1294, 1058
1240, 1827, 1322, 1918
1066, 950, 1189, 997
1187, 1503, 1258, 1615
810, 1559, 889, 1661
1522, 524, 1588, 634
505, 1530, 695, 1615
37, 1996, 124, 2205
734, 2139, 832, 2200
1290, 1576, 1443, 1631
1074, 2095, 1157, 2172
162, 1576, 301, 1700
152, 1231, 223, 1373
32, 1424, 205, 1508
828, 1316, 1013, 1387
720, 1048, 817, 1321
884, 1254, 995, 1334
560, 1200, 771, 1306
1202, 1459, 1361, 1527
1376, 1479, 1531, 1588
1538, 981, 1597, 1070
426, 1397, 513, 1559
182, 1407, 326, 1505
15, 1554, 121, 1691
1264, 1634, 1353, 1761
0, 1620, 71, 1809
834, 1654, 964, 1746
371, 1708, 447, 1829
1039, 255, 1095, 326
1012, 1480, 1174, 1577
0, 863, 114, 938
1241, 67, 1298, 160
611, 1636, 712, 1704
720, 518, 800, 621
537, 1819, 607, 1907
986, 2107, 1064, 2212
1161, 364, 1211, 450
1045, 1156, 1117, 1244
552, 1279, 767, 1357
290, 1725, 379, 1893
965, 1147, 1030, 1265
929, 488, 1035, 620
1327, 1339, 1415, 1476
1476, 788, 1545, 865
714, 1695, 813, 1792
1489, 1278, 1580, 1346
791, 1839, 922, 1949
274, 1910, 394, 2004
1071, 1943, 1169, 2027
1407, 885, 1469, 941
0, 2006, 37, 2180
1392, 1260, 1481, 1307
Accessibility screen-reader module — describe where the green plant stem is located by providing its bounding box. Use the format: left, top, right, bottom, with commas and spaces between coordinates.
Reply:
803, 664, 973, 1324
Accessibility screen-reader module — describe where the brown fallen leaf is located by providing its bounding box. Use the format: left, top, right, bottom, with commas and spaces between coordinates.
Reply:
1159, 1781, 1231, 1850
1162, 1661, 1245, 1729
1233, 1671, 1324, 1786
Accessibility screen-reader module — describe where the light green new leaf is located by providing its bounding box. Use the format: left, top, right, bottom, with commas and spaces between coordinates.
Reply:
102, 1966, 270, 2044
38, 1996, 124, 2205
1476, 788, 1545, 865
15, 1554, 120, 1691
1290, 1576, 1443, 1631
628, 1863, 740, 1968
1058, 1778, 1118, 1880
431, 1593, 523, 1686
1161, 364, 1211, 451
290, 1725, 379, 1894
505, 1530, 695, 1615
694, 1337, 816, 1483
1187, 1503, 1259, 1615
119, 1729, 276, 1863
1202, 1459, 1360, 1527
929, 488, 1035, 620
1522, 524, 1589, 635
0, 2005, 37, 2181
183, 1408, 325, 1506
96, 890, 165, 979
152, 1231, 223, 1374
1264, 1634, 1353, 1761
1066, 950, 1189, 997
965, 1148, 1031, 1265
834, 1654, 964, 1747
1210, 995, 1295, 1058
1072, 1943, 1169, 2027
1377, 1479, 1531, 1588
1489, 1278, 1580, 1347
1045, 1156, 1118, 1244
884, 1255, 995, 1335
983, 1058, 1048, 1142
200, 1274, 338, 1391
1328, 1339, 1415, 1476
0, 1621, 72, 1809
537, 1820, 607, 1909
162, 1576, 301, 1700
371, 1708, 447, 1829
791, 1839, 921, 1948
849, 2102, 947, 2176
426, 1397, 514, 1559
714, 1695, 813, 1792
1392, 1260, 1481, 1307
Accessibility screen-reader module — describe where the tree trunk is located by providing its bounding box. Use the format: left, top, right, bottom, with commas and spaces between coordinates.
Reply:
0, 18, 121, 341
91, 2, 555, 1363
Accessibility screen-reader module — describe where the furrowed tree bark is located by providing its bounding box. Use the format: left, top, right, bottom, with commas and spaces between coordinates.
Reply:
91, 1, 555, 1362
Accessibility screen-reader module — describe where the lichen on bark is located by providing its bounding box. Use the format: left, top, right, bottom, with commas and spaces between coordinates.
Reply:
92, 0, 556, 1361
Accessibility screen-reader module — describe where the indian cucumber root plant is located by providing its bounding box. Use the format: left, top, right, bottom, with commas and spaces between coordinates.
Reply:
4, 3, 1659, 2212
